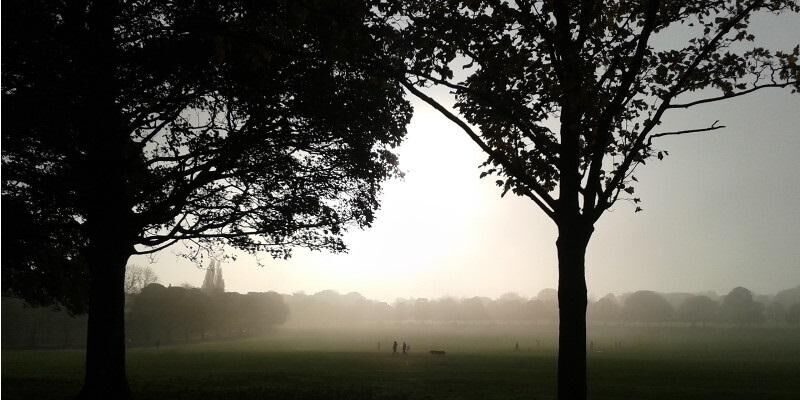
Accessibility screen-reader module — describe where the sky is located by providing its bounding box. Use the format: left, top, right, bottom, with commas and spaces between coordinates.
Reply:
131, 13, 800, 302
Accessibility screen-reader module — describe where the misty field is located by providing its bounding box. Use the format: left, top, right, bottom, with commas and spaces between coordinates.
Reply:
3, 325, 799, 400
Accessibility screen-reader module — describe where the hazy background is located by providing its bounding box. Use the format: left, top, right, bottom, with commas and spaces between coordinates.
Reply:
132, 15, 800, 302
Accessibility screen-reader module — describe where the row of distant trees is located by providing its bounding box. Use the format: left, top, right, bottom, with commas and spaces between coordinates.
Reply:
127, 283, 288, 345
4, 284, 799, 348
589, 287, 800, 326
284, 286, 800, 327
3, 266, 289, 349
2, 285, 289, 349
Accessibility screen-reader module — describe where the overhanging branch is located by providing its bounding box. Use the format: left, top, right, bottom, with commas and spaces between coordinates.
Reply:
401, 80, 557, 221
667, 81, 798, 109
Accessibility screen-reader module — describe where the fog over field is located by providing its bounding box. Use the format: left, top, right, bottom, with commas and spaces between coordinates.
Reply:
4, 1, 800, 400
5, 286, 800, 400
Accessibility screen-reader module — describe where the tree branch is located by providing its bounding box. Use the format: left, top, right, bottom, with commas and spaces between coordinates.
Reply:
668, 81, 798, 109
133, 238, 180, 255
596, 1, 766, 217
402, 80, 557, 221
647, 120, 726, 145
408, 70, 559, 153
584, 0, 660, 219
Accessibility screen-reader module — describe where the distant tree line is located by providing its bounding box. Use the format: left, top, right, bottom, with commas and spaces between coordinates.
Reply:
3, 283, 289, 349
126, 283, 288, 345
283, 286, 800, 327
4, 285, 799, 348
590, 286, 800, 326
2, 296, 87, 349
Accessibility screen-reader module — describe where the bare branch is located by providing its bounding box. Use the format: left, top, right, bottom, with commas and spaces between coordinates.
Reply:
401, 80, 558, 221
668, 81, 798, 109
133, 238, 180, 255
408, 70, 559, 153
647, 120, 726, 145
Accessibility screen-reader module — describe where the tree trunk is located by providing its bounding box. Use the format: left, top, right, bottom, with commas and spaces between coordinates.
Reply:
80, 243, 132, 399
556, 222, 593, 400
78, 139, 133, 399
76, 1, 134, 398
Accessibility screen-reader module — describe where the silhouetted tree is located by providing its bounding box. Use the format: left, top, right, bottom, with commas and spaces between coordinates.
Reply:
490, 292, 528, 321
413, 298, 432, 321
379, 1, 799, 397
124, 265, 158, 295
787, 303, 800, 325
589, 294, 622, 323
678, 295, 719, 327
774, 286, 800, 308
765, 302, 787, 324
460, 296, 490, 321
623, 291, 674, 323
537, 289, 559, 323
720, 286, 765, 325
3, 1, 410, 397
125, 284, 287, 343
201, 260, 225, 295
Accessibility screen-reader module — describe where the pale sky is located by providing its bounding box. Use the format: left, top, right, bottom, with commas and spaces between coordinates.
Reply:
132, 14, 800, 302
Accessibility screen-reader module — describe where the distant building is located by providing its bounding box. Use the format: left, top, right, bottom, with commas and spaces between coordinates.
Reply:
201, 259, 225, 294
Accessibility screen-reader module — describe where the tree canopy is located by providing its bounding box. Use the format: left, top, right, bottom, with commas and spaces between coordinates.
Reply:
721, 286, 765, 324
382, 0, 799, 220
2, 0, 412, 312
3, 2, 413, 396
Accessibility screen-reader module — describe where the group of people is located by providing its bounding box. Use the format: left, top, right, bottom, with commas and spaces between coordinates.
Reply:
380, 340, 411, 355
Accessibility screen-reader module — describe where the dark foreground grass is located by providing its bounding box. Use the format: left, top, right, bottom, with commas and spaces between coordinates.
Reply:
3, 326, 800, 400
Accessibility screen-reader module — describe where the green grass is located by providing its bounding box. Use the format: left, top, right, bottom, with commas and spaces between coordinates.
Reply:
3, 326, 800, 400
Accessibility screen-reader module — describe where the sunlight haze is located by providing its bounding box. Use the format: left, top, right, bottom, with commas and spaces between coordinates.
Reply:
134, 90, 800, 301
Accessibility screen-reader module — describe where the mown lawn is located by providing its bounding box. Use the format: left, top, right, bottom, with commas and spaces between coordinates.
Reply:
3, 327, 799, 399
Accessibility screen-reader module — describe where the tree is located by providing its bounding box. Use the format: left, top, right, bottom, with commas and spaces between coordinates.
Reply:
124, 265, 158, 295
379, 1, 799, 398
677, 295, 719, 326
774, 285, 800, 308
787, 303, 800, 325
623, 290, 674, 323
589, 294, 622, 323
765, 301, 787, 324
720, 286, 765, 325
201, 259, 225, 295
2, 1, 411, 397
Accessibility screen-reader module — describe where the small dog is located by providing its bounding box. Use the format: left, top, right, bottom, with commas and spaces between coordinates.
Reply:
429, 350, 446, 356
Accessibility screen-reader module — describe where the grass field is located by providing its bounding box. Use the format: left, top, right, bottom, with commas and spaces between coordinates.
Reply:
3, 325, 800, 400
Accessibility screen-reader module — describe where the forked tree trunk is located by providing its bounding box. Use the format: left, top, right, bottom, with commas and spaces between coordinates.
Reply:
556, 222, 593, 400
